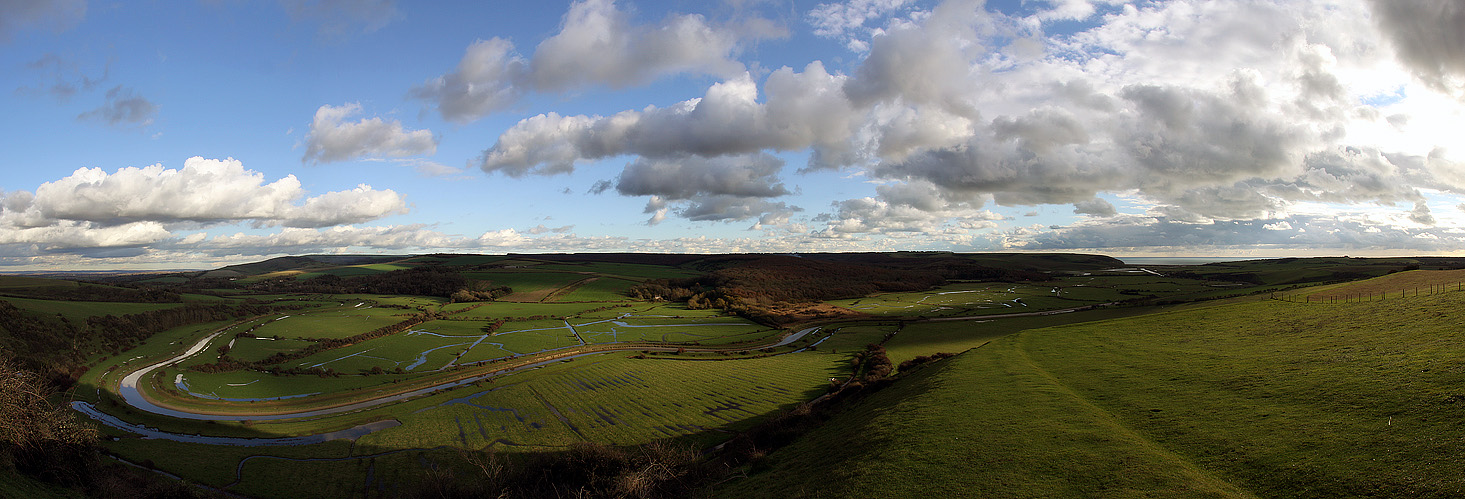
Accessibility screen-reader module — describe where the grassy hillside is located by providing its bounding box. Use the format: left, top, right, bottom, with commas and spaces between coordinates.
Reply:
1304, 268, 1465, 300
719, 291, 1465, 498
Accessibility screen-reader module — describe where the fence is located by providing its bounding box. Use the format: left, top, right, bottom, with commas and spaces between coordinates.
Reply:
1271, 281, 1465, 303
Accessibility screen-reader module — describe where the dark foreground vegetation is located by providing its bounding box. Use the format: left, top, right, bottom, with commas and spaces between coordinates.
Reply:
0, 358, 218, 498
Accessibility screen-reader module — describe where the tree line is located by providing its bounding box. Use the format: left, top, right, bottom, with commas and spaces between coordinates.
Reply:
0, 283, 181, 303
0, 300, 292, 389
626, 255, 949, 323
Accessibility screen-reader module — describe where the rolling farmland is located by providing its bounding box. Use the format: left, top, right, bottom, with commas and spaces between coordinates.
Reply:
2, 253, 1450, 497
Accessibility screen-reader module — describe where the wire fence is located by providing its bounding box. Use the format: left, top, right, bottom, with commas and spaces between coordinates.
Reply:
1271, 282, 1465, 303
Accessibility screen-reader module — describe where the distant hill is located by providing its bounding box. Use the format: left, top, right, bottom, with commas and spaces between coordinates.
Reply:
210, 255, 327, 276
206, 254, 404, 277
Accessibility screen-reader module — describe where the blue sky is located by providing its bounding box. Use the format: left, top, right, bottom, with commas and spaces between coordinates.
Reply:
3, 0, 1465, 270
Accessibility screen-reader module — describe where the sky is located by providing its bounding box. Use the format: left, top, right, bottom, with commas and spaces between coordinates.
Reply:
3, 0, 1465, 270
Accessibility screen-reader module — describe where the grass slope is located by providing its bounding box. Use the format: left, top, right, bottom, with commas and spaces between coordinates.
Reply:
1306, 268, 1465, 300
717, 342, 1251, 498
722, 291, 1465, 498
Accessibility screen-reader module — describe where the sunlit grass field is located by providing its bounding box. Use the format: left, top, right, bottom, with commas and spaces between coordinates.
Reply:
548, 277, 638, 302
720, 291, 1465, 498
1303, 268, 1465, 300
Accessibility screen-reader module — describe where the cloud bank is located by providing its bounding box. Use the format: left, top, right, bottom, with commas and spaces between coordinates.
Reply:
472, 0, 1465, 249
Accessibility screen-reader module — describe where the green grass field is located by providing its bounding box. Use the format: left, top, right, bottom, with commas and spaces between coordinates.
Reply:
355, 351, 843, 451
96, 344, 858, 498
547, 277, 638, 302
225, 336, 316, 363
720, 290, 1465, 498
0, 275, 78, 289
529, 262, 702, 280
247, 309, 407, 340
569, 316, 770, 344
449, 301, 633, 319
0, 296, 186, 323
882, 306, 1160, 366
292, 263, 413, 279
173, 368, 401, 400
1303, 268, 1465, 300
403, 254, 511, 266
461, 271, 587, 293
826, 281, 1132, 318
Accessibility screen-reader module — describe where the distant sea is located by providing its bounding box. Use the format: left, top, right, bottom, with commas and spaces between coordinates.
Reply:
1117, 257, 1259, 266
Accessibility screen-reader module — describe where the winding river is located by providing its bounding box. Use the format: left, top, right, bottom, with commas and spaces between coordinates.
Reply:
71, 319, 829, 449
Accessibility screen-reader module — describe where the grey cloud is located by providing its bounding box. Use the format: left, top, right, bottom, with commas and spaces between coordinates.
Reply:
1073, 198, 1115, 217
874, 128, 1118, 208
188, 224, 455, 257
17, 52, 105, 101
1119, 84, 1304, 194
991, 107, 1089, 154
1409, 202, 1436, 226
1161, 185, 1283, 221
526, 224, 573, 235
606, 153, 797, 225
416, 0, 763, 123
1120, 84, 1195, 131
1016, 215, 1461, 253
77, 85, 156, 128
475, 0, 1465, 240
1295, 44, 1344, 102
171, 225, 627, 258
409, 37, 526, 124
280, 0, 400, 36
1262, 148, 1422, 205
0, 0, 85, 41
677, 196, 799, 223
526, 0, 744, 91
302, 103, 436, 164
1051, 79, 1114, 111
479, 64, 857, 175
873, 181, 951, 212
814, 181, 997, 236
842, 0, 985, 116
1369, 0, 1465, 94
614, 153, 789, 200
49, 246, 148, 259
588, 180, 614, 195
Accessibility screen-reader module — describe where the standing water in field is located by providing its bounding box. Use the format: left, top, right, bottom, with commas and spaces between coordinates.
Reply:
71, 401, 398, 446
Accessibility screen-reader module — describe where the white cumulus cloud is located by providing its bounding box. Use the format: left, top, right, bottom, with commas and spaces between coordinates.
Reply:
302, 103, 437, 164
5, 157, 407, 229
